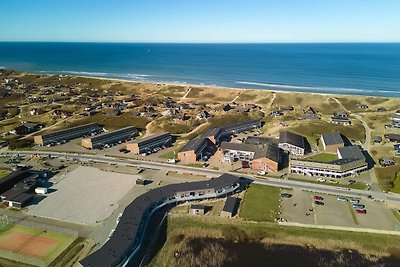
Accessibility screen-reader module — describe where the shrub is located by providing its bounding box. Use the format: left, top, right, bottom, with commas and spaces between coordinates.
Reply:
221, 227, 248, 243
8, 139, 33, 150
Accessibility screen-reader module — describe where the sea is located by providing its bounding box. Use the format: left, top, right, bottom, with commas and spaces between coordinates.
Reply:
0, 42, 399, 97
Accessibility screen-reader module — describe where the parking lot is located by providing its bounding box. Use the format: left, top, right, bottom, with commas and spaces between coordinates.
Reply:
27, 166, 138, 224
280, 189, 399, 231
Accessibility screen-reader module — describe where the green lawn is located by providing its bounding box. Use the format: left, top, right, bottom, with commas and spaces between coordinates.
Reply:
0, 170, 11, 180
187, 163, 204, 168
159, 142, 186, 159
239, 184, 281, 222
306, 153, 338, 162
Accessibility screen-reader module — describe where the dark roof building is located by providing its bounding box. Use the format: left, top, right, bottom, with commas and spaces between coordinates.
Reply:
0, 170, 39, 209
34, 123, 103, 146
321, 132, 344, 153
221, 197, 240, 218
178, 138, 215, 164
373, 136, 382, 143
385, 133, 400, 143
14, 122, 40, 135
79, 174, 242, 267
290, 145, 367, 178
218, 142, 281, 172
82, 126, 138, 149
0, 170, 38, 194
245, 136, 278, 146
202, 119, 261, 144
126, 132, 172, 154
338, 145, 365, 160
322, 132, 343, 145
278, 131, 307, 156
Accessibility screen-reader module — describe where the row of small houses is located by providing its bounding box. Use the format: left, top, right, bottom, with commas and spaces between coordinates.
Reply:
33, 122, 173, 154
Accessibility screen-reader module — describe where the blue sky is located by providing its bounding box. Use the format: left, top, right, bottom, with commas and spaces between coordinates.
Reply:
0, 0, 399, 42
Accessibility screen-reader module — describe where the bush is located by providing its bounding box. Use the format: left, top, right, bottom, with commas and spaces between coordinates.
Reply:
171, 234, 185, 244
8, 139, 33, 150
221, 227, 248, 243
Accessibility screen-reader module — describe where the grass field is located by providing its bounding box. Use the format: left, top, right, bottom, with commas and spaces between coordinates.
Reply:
306, 153, 338, 162
239, 184, 281, 222
0, 170, 11, 180
159, 142, 186, 159
149, 216, 400, 267
0, 224, 77, 267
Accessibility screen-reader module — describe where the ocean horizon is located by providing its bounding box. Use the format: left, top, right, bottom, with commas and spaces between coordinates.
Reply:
0, 42, 399, 97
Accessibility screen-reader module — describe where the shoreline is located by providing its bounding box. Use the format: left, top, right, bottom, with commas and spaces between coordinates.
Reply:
44, 72, 398, 99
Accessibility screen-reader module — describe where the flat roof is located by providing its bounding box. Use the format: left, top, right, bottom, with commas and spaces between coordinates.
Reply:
322, 132, 344, 146
7, 192, 33, 204
0, 170, 37, 193
1, 187, 25, 199
80, 173, 241, 267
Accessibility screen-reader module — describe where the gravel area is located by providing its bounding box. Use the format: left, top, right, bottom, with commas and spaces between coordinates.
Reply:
28, 166, 137, 224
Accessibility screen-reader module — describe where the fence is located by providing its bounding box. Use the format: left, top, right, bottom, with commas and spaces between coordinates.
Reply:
0, 217, 79, 267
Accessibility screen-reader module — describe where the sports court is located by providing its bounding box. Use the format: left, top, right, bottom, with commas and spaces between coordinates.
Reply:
0, 224, 76, 267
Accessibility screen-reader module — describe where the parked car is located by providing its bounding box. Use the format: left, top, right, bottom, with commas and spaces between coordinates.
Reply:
242, 161, 250, 168
329, 179, 339, 184
348, 180, 356, 185
317, 178, 326, 183
258, 171, 267, 176
314, 200, 324, 206
356, 209, 367, 214
314, 196, 324, 201
349, 199, 360, 204
337, 197, 348, 202
280, 193, 292, 198
352, 204, 365, 209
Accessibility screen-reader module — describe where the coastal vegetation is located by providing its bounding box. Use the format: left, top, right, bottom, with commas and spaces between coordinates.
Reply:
375, 159, 400, 193
149, 216, 400, 267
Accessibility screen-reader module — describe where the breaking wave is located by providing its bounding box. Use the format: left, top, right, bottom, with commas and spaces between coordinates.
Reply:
235, 81, 400, 96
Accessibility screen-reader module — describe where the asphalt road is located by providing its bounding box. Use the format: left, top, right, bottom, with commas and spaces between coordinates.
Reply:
1, 150, 398, 204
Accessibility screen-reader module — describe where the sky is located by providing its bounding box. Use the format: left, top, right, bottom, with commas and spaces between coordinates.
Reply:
0, 0, 399, 43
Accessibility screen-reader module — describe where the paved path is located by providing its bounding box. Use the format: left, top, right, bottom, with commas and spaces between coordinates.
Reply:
1, 150, 398, 204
